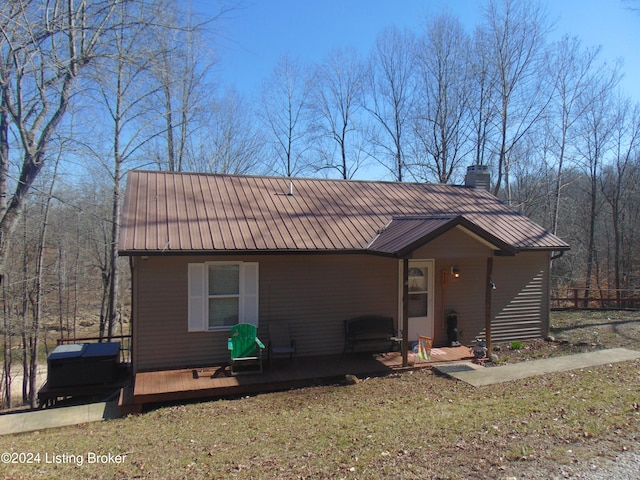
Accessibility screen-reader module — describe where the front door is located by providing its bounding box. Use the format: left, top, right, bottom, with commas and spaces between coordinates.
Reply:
400, 259, 435, 344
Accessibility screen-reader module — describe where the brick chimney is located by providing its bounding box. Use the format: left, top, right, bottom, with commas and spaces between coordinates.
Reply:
464, 164, 490, 191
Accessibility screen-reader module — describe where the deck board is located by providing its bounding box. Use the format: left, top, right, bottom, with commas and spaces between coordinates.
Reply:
128, 346, 473, 408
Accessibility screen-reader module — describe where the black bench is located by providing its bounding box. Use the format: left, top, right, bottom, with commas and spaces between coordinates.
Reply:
344, 315, 397, 355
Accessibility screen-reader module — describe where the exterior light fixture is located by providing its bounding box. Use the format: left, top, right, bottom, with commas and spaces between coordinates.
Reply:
451, 267, 460, 278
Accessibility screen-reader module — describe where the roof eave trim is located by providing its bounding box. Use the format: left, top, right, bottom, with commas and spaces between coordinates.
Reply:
118, 248, 398, 257
512, 245, 571, 253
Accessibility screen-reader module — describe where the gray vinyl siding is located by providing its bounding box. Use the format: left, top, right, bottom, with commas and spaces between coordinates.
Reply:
489, 252, 550, 342
433, 256, 490, 345
258, 255, 397, 359
133, 256, 221, 372
412, 231, 551, 346
133, 254, 398, 372
131, 231, 552, 372
413, 228, 493, 346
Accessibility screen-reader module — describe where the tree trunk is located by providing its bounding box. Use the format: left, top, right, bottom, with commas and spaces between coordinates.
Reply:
2, 277, 12, 409
106, 159, 121, 340
27, 160, 59, 407
0, 105, 8, 220
583, 160, 598, 308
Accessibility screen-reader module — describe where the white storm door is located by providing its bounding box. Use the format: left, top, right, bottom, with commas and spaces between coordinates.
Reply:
401, 259, 434, 343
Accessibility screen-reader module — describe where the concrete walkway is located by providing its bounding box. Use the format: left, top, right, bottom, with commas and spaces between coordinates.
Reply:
434, 348, 640, 387
0, 400, 120, 436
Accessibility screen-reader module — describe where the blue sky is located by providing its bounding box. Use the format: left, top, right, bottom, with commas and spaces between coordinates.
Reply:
206, 0, 640, 101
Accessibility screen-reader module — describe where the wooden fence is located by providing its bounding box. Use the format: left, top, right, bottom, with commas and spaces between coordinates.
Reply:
551, 288, 640, 311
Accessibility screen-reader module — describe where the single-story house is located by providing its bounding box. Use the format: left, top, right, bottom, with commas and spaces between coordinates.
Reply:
118, 168, 569, 374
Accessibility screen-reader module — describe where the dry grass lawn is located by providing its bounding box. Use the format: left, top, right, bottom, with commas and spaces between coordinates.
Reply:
2, 311, 639, 479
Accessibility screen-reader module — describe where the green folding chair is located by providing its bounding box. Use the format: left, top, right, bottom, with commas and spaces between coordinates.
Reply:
227, 323, 265, 375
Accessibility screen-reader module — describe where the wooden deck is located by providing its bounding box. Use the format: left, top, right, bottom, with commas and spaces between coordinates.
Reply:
123, 346, 473, 411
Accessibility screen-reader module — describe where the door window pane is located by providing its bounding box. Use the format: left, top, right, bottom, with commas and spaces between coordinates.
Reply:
409, 267, 427, 292
408, 293, 428, 317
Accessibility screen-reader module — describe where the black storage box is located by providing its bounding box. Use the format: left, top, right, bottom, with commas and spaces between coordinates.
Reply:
47, 342, 120, 388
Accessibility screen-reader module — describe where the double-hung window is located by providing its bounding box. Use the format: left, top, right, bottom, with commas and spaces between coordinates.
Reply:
208, 264, 240, 328
188, 262, 259, 332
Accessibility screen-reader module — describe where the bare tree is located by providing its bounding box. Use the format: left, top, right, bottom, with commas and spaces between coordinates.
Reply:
191, 88, 265, 174
365, 26, 417, 181
311, 48, 367, 179
481, 0, 551, 201
0, 0, 120, 269
468, 25, 499, 170
0, 0, 121, 407
1, 270, 12, 407
508, 133, 552, 217
600, 99, 640, 296
261, 54, 313, 177
413, 12, 473, 183
80, 1, 178, 340
25, 158, 60, 407
79, 1, 226, 338
619, 160, 640, 291
545, 36, 608, 235
146, 1, 223, 172
575, 76, 618, 305
0, 0, 237, 408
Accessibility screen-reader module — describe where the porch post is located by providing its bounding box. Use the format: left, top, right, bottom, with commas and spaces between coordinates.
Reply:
485, 256, 493, 354
402, 258, 409, 367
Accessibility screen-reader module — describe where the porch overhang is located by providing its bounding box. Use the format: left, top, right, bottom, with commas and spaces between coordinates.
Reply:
367, 215, 517, 257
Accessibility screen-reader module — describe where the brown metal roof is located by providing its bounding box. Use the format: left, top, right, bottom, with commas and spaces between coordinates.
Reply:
118, 170, 569, 255
367, 216, 517, 256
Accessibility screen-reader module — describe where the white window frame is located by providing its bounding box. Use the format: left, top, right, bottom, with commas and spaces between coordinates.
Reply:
207, 262, 241, 331
188, 261, 259, 332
